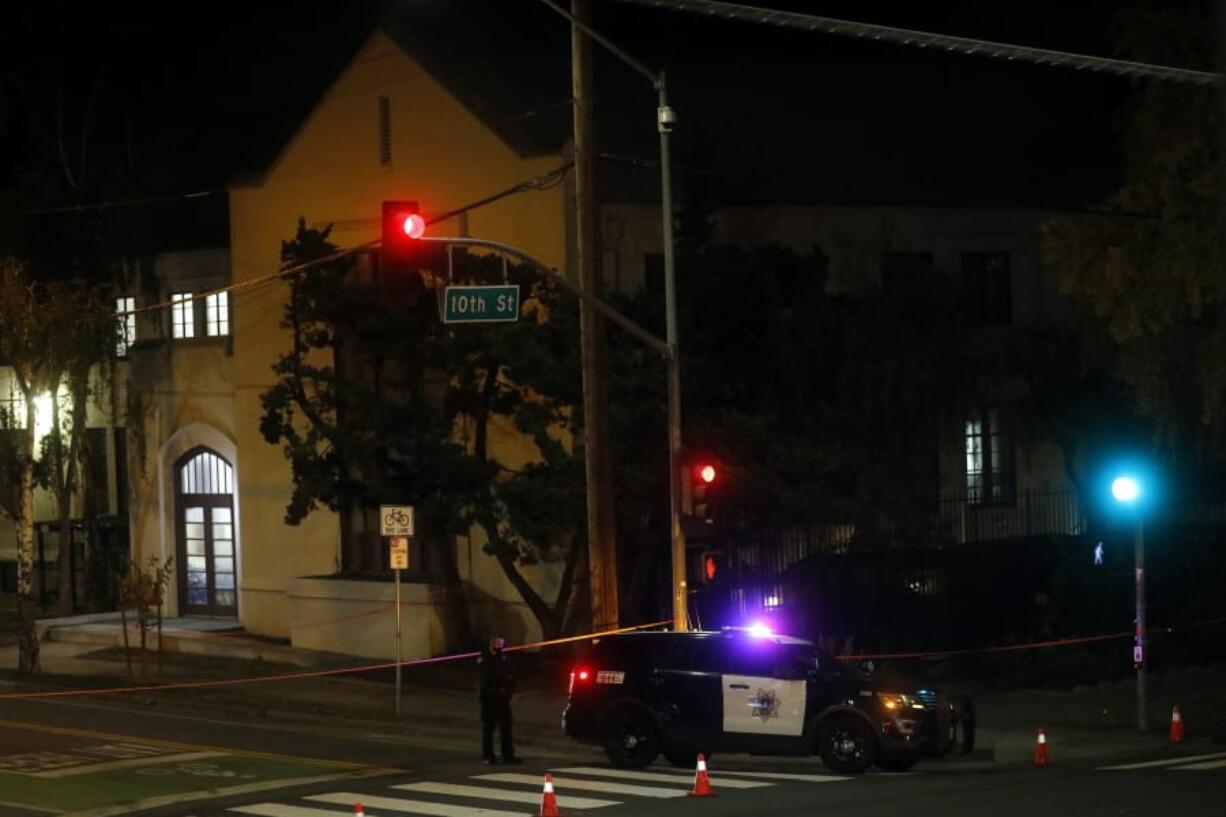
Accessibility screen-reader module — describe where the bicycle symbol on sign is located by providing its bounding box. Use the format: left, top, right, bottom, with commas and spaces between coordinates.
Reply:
380, 505, 414, 536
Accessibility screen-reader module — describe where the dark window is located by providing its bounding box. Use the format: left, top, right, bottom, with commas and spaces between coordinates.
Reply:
114, 429, 128, 516
643, 253, 664, 295
725, 638, 795, 677
965, 408, 1015, 504
84, 428, 108, 518
961, 251, 1011, 327
882, 251, 934, 298
775, 644, 818, 680
378, 96, 392, 166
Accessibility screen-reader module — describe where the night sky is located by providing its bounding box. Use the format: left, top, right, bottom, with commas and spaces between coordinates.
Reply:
0, 1, 1164, 230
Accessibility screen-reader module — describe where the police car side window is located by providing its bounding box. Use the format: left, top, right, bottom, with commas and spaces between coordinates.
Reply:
724, 641, 781, 678
772, 645, 817, 680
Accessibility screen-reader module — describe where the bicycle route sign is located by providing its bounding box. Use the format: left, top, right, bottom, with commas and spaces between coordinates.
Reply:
380, 505, 414, 537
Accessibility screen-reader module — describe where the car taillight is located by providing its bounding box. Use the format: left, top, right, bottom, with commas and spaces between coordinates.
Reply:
569, 667, 592, 695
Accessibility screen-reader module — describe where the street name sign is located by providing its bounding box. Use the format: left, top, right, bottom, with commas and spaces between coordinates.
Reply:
380, 505, 414, 537
443, 285, 520, 323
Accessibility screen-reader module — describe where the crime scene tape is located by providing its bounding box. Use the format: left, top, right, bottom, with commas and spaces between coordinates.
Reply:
0, 619, 673, 700
836, 614, 1226, 662
4, 614, 1223, 700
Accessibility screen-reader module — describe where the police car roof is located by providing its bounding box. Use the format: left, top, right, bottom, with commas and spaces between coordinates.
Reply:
589, 629, 813, 647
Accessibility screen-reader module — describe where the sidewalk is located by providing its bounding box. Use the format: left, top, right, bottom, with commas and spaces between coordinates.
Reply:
2, 614, 1221, 769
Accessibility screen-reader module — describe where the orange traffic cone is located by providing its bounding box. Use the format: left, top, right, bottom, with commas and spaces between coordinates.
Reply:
689, 753, 714, 797
1170, 706, 1184, 743
354, 804, 364, 817
1034, 727, 1049, 766
539, 772, 559, 817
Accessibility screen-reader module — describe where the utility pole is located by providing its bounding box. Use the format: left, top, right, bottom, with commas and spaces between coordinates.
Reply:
572, 0, 620, 632
1135, 520, 1147, 732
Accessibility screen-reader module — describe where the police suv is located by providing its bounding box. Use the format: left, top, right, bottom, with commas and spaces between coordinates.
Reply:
562, 628, 972, 774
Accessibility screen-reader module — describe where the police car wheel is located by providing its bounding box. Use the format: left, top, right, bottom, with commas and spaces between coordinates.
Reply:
603, 711, 659, 768
817, 716, 877, 775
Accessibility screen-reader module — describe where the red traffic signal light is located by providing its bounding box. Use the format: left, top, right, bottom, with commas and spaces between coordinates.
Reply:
704, 553, 718, 581
382, 200, 424, 273
684, 460, 719, 522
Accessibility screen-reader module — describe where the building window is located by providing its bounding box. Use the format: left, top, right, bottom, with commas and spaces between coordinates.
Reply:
763, 586, 784, 610
116, 296, 135, 356
643, 253, 664, 294
206, 291, 230, 337
378, 96, 392, 166
965, 408, 1014, 504
962, 251, 1011, 327
172, 293, 195, 339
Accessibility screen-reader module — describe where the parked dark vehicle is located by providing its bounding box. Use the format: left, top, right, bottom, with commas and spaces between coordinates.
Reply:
562, 628, 974, 773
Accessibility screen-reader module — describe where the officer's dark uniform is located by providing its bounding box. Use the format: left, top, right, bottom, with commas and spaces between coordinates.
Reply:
478, 644, 518, 763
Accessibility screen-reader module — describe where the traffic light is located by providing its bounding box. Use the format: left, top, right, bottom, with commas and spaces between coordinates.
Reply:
681, 458, 715, 522
382, 200, 426, 274
700, 551, 723, 584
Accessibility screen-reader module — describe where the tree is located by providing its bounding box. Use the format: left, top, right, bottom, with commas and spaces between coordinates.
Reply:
0, 259, 56, 673
259, 221, 589, 643
41, 284, 117, 614
1041, 3, 1225, 484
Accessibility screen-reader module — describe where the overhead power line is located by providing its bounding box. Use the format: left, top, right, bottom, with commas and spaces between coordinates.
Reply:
612, 0, 1222, 86
19, 189, 223, 216
117, 162, 575, 318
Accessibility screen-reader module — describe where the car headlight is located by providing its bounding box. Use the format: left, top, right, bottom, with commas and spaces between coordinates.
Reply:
877, 693, 926, 711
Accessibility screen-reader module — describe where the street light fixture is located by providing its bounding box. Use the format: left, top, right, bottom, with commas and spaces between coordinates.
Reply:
1111, 473, 1146, 733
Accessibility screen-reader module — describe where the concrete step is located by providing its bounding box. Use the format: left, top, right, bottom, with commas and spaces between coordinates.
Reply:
39, 617, 333, 668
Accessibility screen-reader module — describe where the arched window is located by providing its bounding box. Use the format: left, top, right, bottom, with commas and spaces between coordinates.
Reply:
175, 447, 237, 616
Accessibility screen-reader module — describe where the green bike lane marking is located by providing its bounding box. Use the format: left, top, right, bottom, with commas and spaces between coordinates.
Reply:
0, 754, 352, 813
0, 719, 399, 815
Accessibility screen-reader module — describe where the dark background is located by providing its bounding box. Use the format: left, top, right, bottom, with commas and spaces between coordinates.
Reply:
0, 0, 1151, 228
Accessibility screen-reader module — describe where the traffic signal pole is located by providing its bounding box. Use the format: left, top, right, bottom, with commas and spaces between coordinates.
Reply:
539, 0, 689, 632
658, 76, 687, 632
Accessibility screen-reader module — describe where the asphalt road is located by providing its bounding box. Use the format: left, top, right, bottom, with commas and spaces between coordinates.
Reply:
0, 696, 1221, 817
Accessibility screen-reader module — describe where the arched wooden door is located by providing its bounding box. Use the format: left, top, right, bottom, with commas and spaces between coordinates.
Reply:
175, 448, 237, 616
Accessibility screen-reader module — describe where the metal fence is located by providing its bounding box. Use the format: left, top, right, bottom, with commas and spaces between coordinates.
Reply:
710, 489, 1088, 588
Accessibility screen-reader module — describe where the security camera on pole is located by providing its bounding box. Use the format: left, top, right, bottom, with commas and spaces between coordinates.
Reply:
381, 504, 414, 718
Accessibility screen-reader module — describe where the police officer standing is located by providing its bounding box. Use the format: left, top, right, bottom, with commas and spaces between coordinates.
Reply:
478, 634, 521, 764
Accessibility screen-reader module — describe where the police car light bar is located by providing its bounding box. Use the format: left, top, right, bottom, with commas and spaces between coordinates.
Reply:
749, 623, 772, 638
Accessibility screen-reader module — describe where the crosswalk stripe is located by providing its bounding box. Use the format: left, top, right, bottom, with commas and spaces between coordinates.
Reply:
394, 781, 620, 809
474, 773, 687, 798
1102, 751, 1226, 770
553, 766, 771, 788
230, 805, 345, 817
696, 769, 851, 783
1173, 758, 1226, 771
308, 792, 523, 817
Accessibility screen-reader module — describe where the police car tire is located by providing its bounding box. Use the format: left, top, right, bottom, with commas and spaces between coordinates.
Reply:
602, 710, 660, 769
817, 715, 877, 775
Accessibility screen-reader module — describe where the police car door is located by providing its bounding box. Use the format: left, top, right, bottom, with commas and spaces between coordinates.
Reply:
721, 640, 807, 748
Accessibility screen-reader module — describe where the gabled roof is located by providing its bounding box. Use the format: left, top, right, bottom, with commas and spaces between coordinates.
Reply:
380, 3, 572, 159
231, 4, 574, 190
